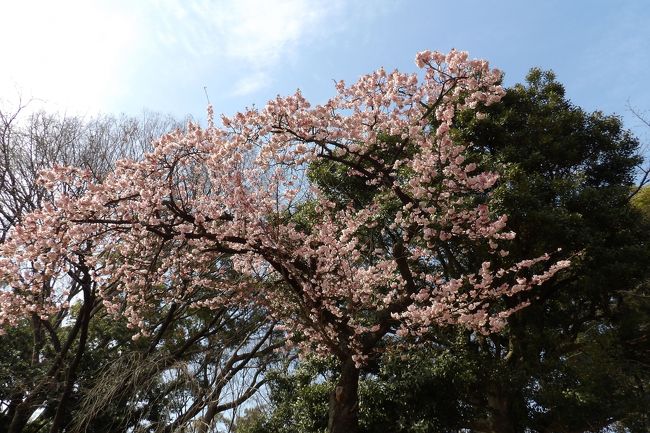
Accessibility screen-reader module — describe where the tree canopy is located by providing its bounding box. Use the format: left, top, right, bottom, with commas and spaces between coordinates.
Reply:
0, 51, 571, 433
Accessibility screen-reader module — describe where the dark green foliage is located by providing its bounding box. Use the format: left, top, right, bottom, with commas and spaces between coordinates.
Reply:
464, 69, 649, 432
236, 359, 332, 433
446, 68, 650, 433
0, 326, 36, 432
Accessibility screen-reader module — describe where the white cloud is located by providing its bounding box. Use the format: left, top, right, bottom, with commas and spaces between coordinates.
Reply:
148, 0, 345, 95
0, 0, 355, 112
0, 0, 137, 113
231, 71, 270, 97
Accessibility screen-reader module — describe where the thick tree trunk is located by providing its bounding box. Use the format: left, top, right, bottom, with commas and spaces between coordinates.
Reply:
467, 384, 517, 433
328, 357, 360, 433
486, 388, 517, 433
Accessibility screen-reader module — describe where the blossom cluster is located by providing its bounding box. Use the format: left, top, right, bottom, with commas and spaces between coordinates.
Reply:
0, 50, 568, 364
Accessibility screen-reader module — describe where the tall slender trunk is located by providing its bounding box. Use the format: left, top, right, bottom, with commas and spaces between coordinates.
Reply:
49, 273, 94, 433
328, 357, 360, 433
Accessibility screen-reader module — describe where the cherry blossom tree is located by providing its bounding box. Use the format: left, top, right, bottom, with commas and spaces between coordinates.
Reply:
0, 108, 183, 433
0, 50, 568, 433
0, 108, 279, 433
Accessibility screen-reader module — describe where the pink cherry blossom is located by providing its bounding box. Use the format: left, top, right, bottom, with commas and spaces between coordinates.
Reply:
0, 50, 568, 367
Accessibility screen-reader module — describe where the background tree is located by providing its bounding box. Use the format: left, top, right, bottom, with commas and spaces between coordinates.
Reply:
451, 69, 649, 433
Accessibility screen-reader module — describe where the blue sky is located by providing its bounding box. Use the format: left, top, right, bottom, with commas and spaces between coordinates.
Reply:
1, 0, 649, 142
